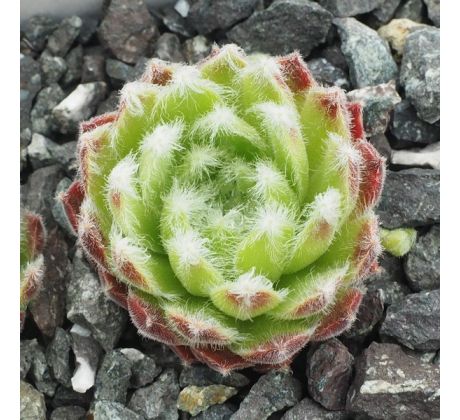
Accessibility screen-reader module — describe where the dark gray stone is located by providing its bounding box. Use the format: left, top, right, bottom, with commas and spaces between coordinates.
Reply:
29, 228, 71, 337
62, 45, 83, 87
50, 406, 86, 420
66, 250, 127, 351
160, 7, 195, 37
281, 397, 347, 420
95, 350, 132, 404
391, 100, 440, 146
128, 368, 180, 420
306, 339, 354, 410
335, 17, 398, 88
22, 15, 57, 52
51, 385, 93, 409
179, 365, 250, 388
142, 343, 183, 370
129, 56, 151, 82
98, 0, 159, 64
365, 254, 410, 305
183, 36, 212, 64
52, 178, 76, 237
21, 339, 40, 380
307, 58, 350, 90
395, 0, 424, 21
52, 82, 107, 134
404, 225, 440, 291
26, 340, 58, 397
377, 168, 439, 228
46, 327, 72, 387
92, 401, 144, 420
228, 0, 333, 58
81, 53, 106, 83
230, 371, 302, 420
316, 0, 382, 17
400, 27, 440, 123
319, 44, 349, 73
31, 84, 66, 136
20, 54, 42, 131
347, 342, 440, 419
20, 381, 47, 420
105, 59, 134, 86
97, 91, 120, 115
154, 33, 185, 63
195, 403, 237, 420
119, 348, 162, 388
347, 81, 401, 136
188, 0, 260, 34
27, 133, 56, 169
39, 51, 67, 85
78, 17, 100, 45
380, 289, 440, 351
372, 0, 401, 23
369, 134, 392, 161
424, 0, 440, 26
47, 16, 82, 57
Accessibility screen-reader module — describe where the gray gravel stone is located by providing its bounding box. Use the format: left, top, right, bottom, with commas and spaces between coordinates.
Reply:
306, 339, 354, 410
105, 58, 134, 86
119, 348, 162, 388
46, 327, 72, 387
316, 0, 382, 17
183, 35, 212, 64
369, 133, 392, 161
400, 27, 440, 123
20, 381, 47, 420
50, 406, 86, 420
228, 0, 333, 57
391, 100, 440, 146
27, 133, 55, 169
128, 368, 180, 420
81, 54, 106, 83
39, 51, 67, 85
154, 33, 185, 63
372, 0, 401, 23
335, 17, 398, 88
179, 365, 250, 388
52, 82, 107, 134
178, 385, 238, 416
281, 397, 347, 420
347, 342, 440, 419
21, 339, 40, 380
424, 0, 440, 26
347, 81, 401, 136
404, 225, 440, 291
78, 17, 100, 45
92, 401, 144, 420
307, 58, 350, 90
62, 45, 83, 87
51, 385, 93, 409
161, 7, 196, 38
22, 15, 58, 52
26, 340, 58, 397
320, 44, 349, 73
97, 91, 120, 115
46, 16, 82, 57
20, 54, 42, 131
195, 403, 237, 420
230, 371, 302, 420
95, 350, 133, 404
30, 84, 66, 136
376, 168, 439, 228
188, 0, 260, 34
395, 0, 424, 21
66, 249, 127, 351
380, 289, 440, 351
98, 0, 159, 64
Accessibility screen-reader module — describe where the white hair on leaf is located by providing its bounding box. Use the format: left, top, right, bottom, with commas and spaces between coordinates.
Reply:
328, 132, 362, 171
163, 182, 211, 220
167, 230, 210, 267
254, 204, 294, 239
110, 229, 149, 267
311, 188, 342, 227
141, 120, 184, 158
120, 81, 158, 116
167, 65, 223, 97
251, 101, 300, 132
107, 154, 139, 199
251, 161, 284, 197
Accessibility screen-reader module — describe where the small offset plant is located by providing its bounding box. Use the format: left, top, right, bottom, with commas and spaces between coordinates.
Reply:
61, 45, 388, 373
20, 210, 46, 330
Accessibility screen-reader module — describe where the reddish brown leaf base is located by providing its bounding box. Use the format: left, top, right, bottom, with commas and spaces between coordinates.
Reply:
24, 212, 46, 259
98, 268, 129, 310
60, 180, 85, 234
278, 52, 316, 93
170, 345, 198, 366
141, 60, 173, 86
293, 293, 327, 318
79, 219, 108, 269
80, 112, 118, 133
317, 89, 345, 120
191, 346, 252, 375
353, 217, 381, 281
346, 102, 366, 142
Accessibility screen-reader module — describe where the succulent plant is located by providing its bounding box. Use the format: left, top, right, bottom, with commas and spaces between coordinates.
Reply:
380, 227, 417, 257
61, 45, 387, 373
20, 210, 46, 330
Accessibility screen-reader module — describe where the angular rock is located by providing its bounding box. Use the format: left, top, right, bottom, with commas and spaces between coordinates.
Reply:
161, 7, 195, 38
66, 249, 127, 351
320, 44, 349, 72
22, 15, 57, 52
391, 100, 440, 145
154, 33, 185, 63
142, 342, 184, 370
95, 350, 132, 404
183, 35, 212, 64
188, 0, 260, 34
400, 27, 440, 123
98, 0, 159, 64
26, 340, 58, 397
119, 348, 162, 388
70, 324, 103, 393
391, 142, 440, 170
105, 58, 134, 86
46, 327, 72, 387
128, 368, 180, 420
424, 0, 440, 26
46, 16, 82, 57
347, 81, 401, 136
21, 339, 41, 380
52, 82, 107, 134
179, 365, 250, 388
281, 397, 347, 420
228, 0, 333, 57
78, 17, 100, 45
395, 0, 424, 21
195, 403, 237, 420
404, 225, 440, 291
27, 133, 55, 169
20, 381, 47, 420
380, 289, 440, 351
31, 83, 66, 136
129, 56, 150, 82
62, 45, 83, 87
335, 17, 398, 88
307, 58, 350, 90
378, 18, 427, 56
92, 401, 144, 420
178, 385, 238, 416
347, 342, 440, 419
231, 371, 302, 420
50, 406, 86, 420
316, 0, 382, 17
306, 339, 354, 410
372, 0, 401, 23
51, 385, 93, 409
377, 168, 439, 228
39, 52, 67, 85
20, 54, 42, 131
81, 54, 106, 83
29, 228, 70, 337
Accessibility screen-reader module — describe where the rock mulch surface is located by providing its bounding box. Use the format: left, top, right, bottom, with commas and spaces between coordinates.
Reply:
20, 0, 440, 418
